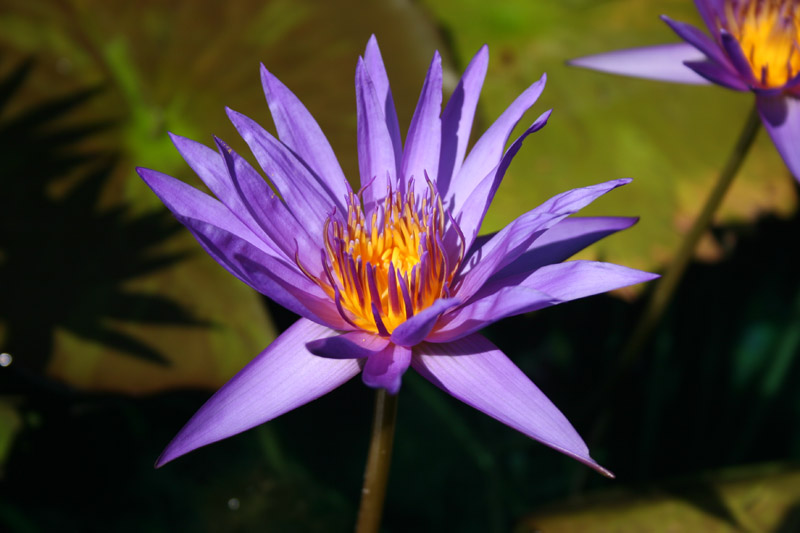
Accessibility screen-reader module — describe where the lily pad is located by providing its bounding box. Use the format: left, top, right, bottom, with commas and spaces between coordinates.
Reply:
0, 0, 448, 393
419, 0, 797, 274
520, 463, 800, 532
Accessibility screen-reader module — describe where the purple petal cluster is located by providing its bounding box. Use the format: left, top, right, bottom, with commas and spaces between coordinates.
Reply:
570, 0, 800, 180
137, 36, 656, 475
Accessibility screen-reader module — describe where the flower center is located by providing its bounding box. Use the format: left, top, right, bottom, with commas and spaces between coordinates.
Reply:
301, 180, 463, 335
726, 0, 800, 87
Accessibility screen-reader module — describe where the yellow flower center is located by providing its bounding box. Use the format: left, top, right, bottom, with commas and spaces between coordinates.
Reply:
726, 0, 800, 87
300, 181, 463, 335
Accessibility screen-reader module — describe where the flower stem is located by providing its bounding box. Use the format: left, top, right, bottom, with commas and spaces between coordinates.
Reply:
355, 388, 399, 533
616, 103, 762, 376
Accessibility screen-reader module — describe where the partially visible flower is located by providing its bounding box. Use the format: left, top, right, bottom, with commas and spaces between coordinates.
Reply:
137, 36, 656, 475
570, 0, 800, 180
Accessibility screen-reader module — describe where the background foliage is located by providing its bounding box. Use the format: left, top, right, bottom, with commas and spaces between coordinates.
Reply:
1, 0, 799, 531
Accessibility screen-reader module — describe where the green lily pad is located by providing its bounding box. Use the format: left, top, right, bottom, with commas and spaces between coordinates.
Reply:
0, 0, 449, 393
519, 463, 800, 532
419, 0, 797, 276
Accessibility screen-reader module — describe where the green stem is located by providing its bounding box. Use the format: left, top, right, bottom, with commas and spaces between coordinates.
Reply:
618, 103, 762, 370
355, 389, 399, 533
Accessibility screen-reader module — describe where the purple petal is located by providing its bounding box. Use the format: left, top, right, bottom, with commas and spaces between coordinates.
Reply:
694, 0, 724, 35
427, 287, 556, 343
362, 343, 412, 394
156, 319, 361, 467
213, 137, 322, 274
719, 31, 757, 86
306, 331, 389, 359
454, 179, 631, 302
390, 297, 461, 346
452, 109, 552, 251
684, 60, 750, 90
486, 216, 639, 281
260, 64, 351, 204
363, 35, 403, 169
401, 51, 442, 191
137, 168, 345, 328
137, 167, 273, 255
356, 57, 399, 212
661, 15, 728, 66
757, 94, 800, 182
569, 43, 711, 85
497, 260, 658, 303
413, 334, 612, 476
432, 260, 656, 343
447, 74, 547, 215
235, 251, 351, 330
183, 216, 344, 328
438, 45, 489, 197
169, 133, 274, 244
227, 109, 343, 229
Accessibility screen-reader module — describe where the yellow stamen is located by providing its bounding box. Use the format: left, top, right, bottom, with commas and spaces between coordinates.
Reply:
726, 0, 800, 87
300, 183, 462, 334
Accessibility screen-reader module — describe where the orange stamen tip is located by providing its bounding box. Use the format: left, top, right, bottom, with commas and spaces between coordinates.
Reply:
727, 0, 800, 88
300, 183, 461, 334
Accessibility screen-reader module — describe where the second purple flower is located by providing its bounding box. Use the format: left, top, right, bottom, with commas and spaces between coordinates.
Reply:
571, 0, 800, 180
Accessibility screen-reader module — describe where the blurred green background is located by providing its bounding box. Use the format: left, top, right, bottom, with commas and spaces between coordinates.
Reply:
1, 0, 800, 531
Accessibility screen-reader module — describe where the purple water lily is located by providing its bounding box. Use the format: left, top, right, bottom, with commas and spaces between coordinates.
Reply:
570, 0, 800, 181
137, 36, 656, 475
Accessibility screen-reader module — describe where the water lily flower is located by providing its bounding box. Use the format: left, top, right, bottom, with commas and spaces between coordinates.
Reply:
137, 36, 656, 476
570, 0, 800, 181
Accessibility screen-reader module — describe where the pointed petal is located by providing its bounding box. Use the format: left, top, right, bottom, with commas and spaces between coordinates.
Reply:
363, 35, 403, 168
510, 260, 659, 301
401, 51, 442, 190
306, 331, 390, 359
431, 220, 647, 342
485, 216, 639, 282
694, 0, 724, 34
235, 252, 350, 330
260, 64, 350, 203
432, 262, 657, 342
569, 43, 711, 85
413, 335, 611, 476
356, 57, 398, 211
227, 107, 339, 235
447, 74, 547, 214
181, 215, 344, 328
455, 179, 631, 302
389, 297, 461, 346
452, 110, 552, 251
213, 137, 322, 273
537, 262, 659, 305
137, 168, 345, 328
169, 133, 273, 243
719, 31, 757, 86
661, 15, 728, 66
438, 45, 489, 197
684, 60, 750, 90
136, 167, 273, 255
757, 94, 800, 182
156, 319, 361, 466
362, 343, 411, 394
427, 287, 556, 342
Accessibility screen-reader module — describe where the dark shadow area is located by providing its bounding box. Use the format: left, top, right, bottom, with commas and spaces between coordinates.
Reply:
0, 58, 209, 376
775, 500, 800, 533
660, 480, 742, 530
4, 166, 800, 531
